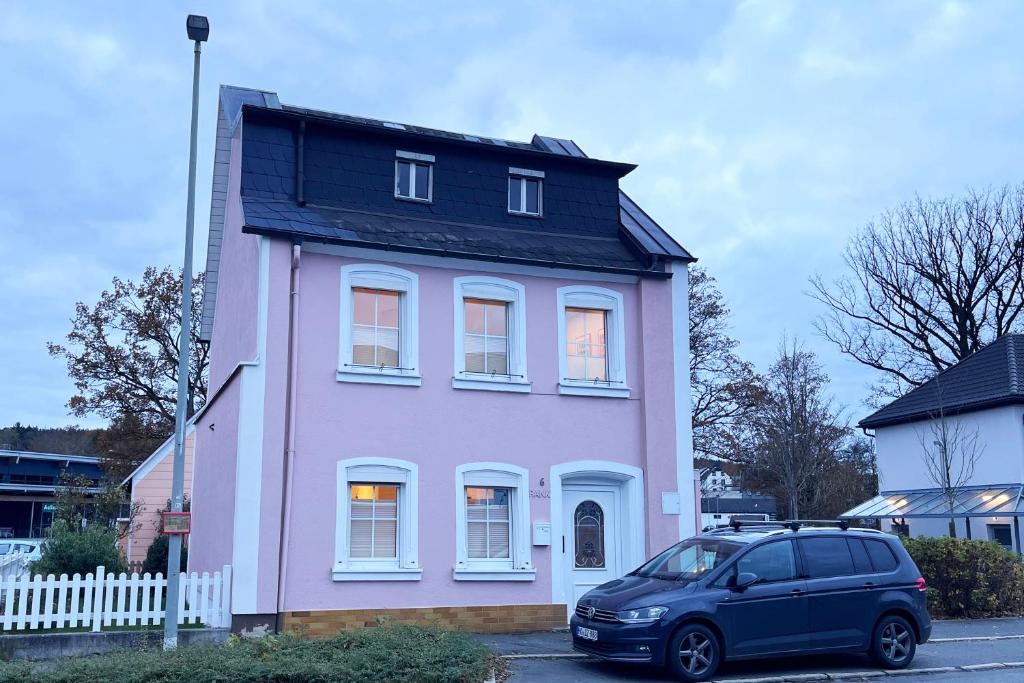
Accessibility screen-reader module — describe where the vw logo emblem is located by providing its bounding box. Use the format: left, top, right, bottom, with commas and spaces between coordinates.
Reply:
586, 606, 596, 619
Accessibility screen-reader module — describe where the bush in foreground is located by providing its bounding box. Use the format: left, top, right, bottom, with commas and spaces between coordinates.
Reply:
0, 624, 496, 683
142, 534, 188, 574
903, 535, 1024, 618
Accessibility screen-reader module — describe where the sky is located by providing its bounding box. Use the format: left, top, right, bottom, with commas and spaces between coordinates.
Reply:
1, 0, 1022, 430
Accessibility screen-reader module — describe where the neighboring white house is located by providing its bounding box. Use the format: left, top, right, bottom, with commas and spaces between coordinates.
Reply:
843, 334, 1024, 553
699, 468, 736, 497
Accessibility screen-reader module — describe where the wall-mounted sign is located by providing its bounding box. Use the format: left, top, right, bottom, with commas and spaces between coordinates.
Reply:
41, 503, 56, 513
161, 511, 191, 535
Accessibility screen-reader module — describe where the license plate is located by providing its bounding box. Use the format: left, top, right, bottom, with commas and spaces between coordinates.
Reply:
576, 626, 598, 641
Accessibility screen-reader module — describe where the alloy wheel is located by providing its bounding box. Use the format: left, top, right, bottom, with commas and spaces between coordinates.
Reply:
881, 622, 911, 663
678, 631, 713, 676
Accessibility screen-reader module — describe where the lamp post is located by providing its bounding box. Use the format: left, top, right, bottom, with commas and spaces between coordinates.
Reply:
164, 14, 209, 651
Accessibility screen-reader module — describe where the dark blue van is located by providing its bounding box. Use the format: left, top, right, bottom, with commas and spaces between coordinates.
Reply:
571, 523, 930, 682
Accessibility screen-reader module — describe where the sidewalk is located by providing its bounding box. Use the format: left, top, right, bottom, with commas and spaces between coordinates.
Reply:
474, 618, 1024, 657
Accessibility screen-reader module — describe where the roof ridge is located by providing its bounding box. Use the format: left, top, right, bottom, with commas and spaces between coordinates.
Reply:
1007, 334, 1021, 394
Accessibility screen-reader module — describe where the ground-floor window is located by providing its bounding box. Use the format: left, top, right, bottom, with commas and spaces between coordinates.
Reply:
988, 523, 1013, 548
454, 463, 535, 581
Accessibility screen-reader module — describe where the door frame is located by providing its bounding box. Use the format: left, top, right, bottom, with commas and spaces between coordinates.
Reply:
549, 461, 646, 607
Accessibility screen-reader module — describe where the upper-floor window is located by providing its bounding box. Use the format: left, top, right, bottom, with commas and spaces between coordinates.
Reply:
556, 286, 629, 398
452, 276, 529, 393
395, 151, 433, 202
508, 167, 543, 216
338, 264, 420, 386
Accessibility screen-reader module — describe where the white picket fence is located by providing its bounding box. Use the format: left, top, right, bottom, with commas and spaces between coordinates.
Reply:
0, 565, 231, 631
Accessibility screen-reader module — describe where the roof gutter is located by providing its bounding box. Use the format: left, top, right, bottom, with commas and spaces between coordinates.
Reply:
242, 225, 672, 279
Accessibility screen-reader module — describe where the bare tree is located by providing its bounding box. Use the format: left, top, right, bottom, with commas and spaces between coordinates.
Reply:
810, 185, 1024, 403
740, 338, 850, 519
915, 382, 985, 537
689, 267, 764, 460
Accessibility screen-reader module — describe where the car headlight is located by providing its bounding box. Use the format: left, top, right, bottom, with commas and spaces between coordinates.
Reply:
616, 606, 669, 624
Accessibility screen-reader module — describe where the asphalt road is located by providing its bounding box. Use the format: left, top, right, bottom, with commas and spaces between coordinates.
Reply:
489, 619, 1024, 682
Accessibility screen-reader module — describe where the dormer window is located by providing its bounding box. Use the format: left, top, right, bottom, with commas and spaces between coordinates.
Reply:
395, 151, 433, 202
508, 167, 543, 216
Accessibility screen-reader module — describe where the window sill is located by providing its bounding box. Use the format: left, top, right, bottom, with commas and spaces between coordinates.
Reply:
558, 382, 630, 399
337, 369, 422, 387
452, 376, 531, 393
394, 194, 432, 204
508, 210, 542, 218
452, 567, 537, 582
332, 566, 423, 582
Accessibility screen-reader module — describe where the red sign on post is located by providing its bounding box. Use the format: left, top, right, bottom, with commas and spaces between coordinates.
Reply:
162, 511, 191, 535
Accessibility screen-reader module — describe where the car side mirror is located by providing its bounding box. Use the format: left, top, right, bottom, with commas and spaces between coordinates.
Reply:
734, 572, 759, 590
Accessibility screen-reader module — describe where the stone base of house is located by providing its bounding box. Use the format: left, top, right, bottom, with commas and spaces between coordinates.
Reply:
279, 603, 568, 636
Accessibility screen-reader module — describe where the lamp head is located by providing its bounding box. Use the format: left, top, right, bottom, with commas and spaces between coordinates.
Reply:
186, 15, 210, 42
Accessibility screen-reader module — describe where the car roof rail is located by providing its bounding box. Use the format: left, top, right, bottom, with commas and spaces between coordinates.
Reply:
727, 518, 856, 533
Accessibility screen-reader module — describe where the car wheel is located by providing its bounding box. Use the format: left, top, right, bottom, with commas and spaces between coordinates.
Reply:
871, 614, 916, 669
667, 623, 720, 682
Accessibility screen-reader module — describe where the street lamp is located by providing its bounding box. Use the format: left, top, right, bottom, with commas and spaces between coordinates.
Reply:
164, 14, 208, 651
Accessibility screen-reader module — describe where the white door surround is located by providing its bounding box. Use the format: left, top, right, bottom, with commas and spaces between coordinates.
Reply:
549, 461, 646, 610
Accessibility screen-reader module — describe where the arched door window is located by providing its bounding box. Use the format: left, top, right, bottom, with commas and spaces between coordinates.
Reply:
574, 500, 605, 568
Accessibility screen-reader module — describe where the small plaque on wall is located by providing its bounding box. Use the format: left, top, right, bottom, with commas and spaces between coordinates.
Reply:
161, 512, 191, 535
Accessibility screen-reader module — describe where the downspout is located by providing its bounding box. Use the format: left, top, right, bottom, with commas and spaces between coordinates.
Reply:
276, 243, 302, 623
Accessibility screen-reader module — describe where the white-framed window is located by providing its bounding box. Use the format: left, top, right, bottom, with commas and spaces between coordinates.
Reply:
508, 167, 543, 216
556, 285, 629, 398
452, 276, 529, 392
338, 264, 420, 386
334, 457, 420, 581
454, 463, 535, 581
395, 150, 433, 202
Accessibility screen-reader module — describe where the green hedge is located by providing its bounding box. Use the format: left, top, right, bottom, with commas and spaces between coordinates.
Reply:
0, 625, 496, 683
903, 536, 1024, 618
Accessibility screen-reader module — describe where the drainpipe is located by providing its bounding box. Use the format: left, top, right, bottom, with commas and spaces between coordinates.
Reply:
276, 243, 302, 623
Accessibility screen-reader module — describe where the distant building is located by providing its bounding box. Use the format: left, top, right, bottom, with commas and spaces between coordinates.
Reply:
699, 468, 737, 497
0, 450, 103, 538
843, 335, 1024, 553
701, 494, 777, 530
120, 422, 196, 566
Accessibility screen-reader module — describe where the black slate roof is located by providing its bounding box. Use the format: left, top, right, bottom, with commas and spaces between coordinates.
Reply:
242, 198, 656, 275
222, 86, 693, 277
860, 334, 1024, 429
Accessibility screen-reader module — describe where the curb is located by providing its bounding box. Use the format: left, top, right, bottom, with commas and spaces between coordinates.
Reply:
501, 654, 1024, 681
710, 661, 1024, 683
929, 634, 1024, 643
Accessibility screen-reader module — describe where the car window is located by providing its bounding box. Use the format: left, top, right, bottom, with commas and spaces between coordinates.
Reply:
722, 540, 798, 585
633, 538, 741, 582
864, 539, 899, 572
800, 537, 856, 578
848, 538, 873, 574
0, 543, 9, 554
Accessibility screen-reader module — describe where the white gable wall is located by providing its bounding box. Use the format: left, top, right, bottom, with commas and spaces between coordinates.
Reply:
874, 405, 1024, 491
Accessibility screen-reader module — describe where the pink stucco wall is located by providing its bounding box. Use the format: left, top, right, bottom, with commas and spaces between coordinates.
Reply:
257, 250, 685, 612
127, 431, 194, 565
189, 371, 241, 575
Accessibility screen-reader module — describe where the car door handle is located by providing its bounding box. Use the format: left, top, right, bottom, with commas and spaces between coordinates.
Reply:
790, 589, 804, 596
863, 582, 877, 590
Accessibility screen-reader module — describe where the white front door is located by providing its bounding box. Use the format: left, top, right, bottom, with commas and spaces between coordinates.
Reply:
562, 487, 621, 610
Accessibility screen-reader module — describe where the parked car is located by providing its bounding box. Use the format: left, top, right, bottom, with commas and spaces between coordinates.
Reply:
571, 522, 931, 682
0, 540, 42, 563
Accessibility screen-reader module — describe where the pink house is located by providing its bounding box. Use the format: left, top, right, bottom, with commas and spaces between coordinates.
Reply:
121, 423, 195, 566
189, 86, 699, 634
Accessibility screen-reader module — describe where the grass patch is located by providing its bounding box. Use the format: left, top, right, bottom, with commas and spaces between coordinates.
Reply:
0, 624, 497, 682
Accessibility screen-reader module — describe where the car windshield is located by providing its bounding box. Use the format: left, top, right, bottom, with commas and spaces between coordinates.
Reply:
631, 538, 742, 582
